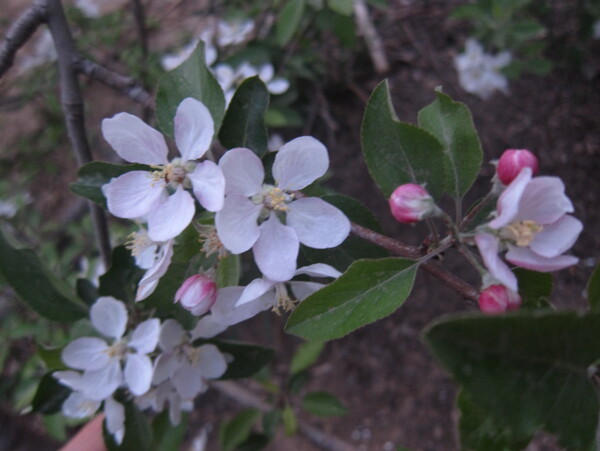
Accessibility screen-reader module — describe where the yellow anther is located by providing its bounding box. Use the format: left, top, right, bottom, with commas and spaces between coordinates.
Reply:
264, 186, 293, 211
502, 220, 543, 247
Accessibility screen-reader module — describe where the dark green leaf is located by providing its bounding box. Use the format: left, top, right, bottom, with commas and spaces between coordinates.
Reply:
424, 311, 600, 450
328, 0, 354, 15
76, 278, 99, 306
156, 42, 226, 136
0, 228, 87, 322
290, 341, 325, 375
142, 262, 187, 317
262, 409, 281, 439
218, 77, 269, 157
287, 258, 418, 341
302, 391, 347, 417
514, 268, 552, 309
276, 0, 306, 47
217, 253, 241, 288
236, 433, 270, 451
219, 409, 260, 451
418, 90, 482, 206
288, 369, 310, 395
587, 263, 600, 310
31, 372, 70, 414
37, 346, 64, 371
361, 80, 445, 199
98, 246, 144, 304
152, 410, 188, 451
70, 162, 150, 207
104, 400, 152, 451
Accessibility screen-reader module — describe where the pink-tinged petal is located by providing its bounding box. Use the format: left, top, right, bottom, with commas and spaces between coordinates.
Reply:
136, 240, 174, 301
81, 361, 123, 401
190, 315, 228, 339
273, 137, 329, 190
102, 113, 168, 165
514, 176, 574, 225
196, 344, 227, 379
104, 397, 125, 445
489, 167, 532, 229
215, 195, 262, 253
188, 160, 225, 211
158, 319, 185, 351
91, 296, 127, 339
287, 197, 350, 249
102, 172, 165, 219
174, 98, 214, 162
530, 215, 582, 258
253, 214, 299, 282
125, 353, 153, 396
289, 281, 324, 301
236, 277, 276, 306
506, 246, 579, 272
211, 286, 273, 325
475, 233, 518, 292
173, 362, 206, 399
136, 280, 159, 302
62, 392, 101, 419
129, 318, 160, 354
295, 263, 341, 278
147, 186, 195, 241
219, 147, 264, 195
62, 337, 109, 371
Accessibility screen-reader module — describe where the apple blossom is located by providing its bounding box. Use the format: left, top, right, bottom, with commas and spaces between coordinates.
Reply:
476, 167, 582, 291
214, 62, 289, 105
478, 284, 522, 314
496, 149, 539, 185
215, 137, 350, 282
101, 97, 225, 242
174, 274, 217, 315
389, 183, 439, 223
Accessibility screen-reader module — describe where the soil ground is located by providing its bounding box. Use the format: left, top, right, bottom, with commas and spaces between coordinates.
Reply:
1, 1, 599, 450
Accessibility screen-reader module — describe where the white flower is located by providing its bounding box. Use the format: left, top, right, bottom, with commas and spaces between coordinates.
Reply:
161, 37, 217, 71
211, 263, 341, 326
215, 137, 350, 282
213, 62, 289, 105
136, 379, 193, 426
102, 97, 225, 242
216, 19, 254, 47
60, 297, 160, 401
454, 39, 512, 100
475, 167, 582, 291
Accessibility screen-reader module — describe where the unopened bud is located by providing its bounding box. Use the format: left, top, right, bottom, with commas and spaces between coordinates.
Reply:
174, 274, 217, 316
478, 284, 521, 314
496, 149, 538, 185
389, 184, 437, 224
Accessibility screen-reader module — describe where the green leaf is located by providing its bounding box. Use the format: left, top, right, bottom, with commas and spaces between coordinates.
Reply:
286, 258, 418, 341
37, 346, 64, 371
218, 77, 269, 157
361, 80, 445, 199
424, 311, 600, 450
217, 253, 241, 288
31, 372, 70, 414
587, 263, 600, 310
262, 409, 281, 439
290, 341, 325, 375
0, 228, 87, 322
104, 400, 152, 451
156, 42, 226, 136
328, 0, 354, 15
282, 405, 298, 436
302, 391, 348, 417
76, 278, 99, 306
514, 268, 552, 309
276, 0, 306, 46
70, 162, 150, 207
418, 90, 482, 206
152, 410, 188, 451
219, 409, 260, 451
98, 246, 144, 304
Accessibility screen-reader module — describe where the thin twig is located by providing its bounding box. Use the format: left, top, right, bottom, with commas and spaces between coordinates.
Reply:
0, 2, 47, 78
353, 0, 389, 73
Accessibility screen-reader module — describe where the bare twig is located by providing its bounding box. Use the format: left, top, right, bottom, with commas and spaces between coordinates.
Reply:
213, 381, 358, 451
0, 2, 47, 78
353, 0, 389, 74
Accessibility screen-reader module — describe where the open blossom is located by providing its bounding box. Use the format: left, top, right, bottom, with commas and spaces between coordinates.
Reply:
216, 18, 254, 47
214, 62, 290, 105
58, 297, 160, 401
215, 137, 350, 282
476, 167, 582, 291
102, 97, 225, 242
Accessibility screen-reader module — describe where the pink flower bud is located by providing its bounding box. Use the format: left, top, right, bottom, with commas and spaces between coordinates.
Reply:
496, 149, 538, 185
478, 284, 521, 314
389, 183, 436, 223
174, 274, 217, 316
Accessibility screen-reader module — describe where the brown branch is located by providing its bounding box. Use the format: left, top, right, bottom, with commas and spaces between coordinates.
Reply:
0, 2, 47, 78
353, 0, 389, 73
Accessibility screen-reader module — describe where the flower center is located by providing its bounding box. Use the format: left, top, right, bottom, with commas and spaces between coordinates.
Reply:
501, 220, 543, 247
106, 340, 129, 359
272, 283, 298, 314
126, 230, 154, 257
197, 225, 227, 259
253, 184, 294, 212
183, 344, 204, 366
151, 159, 196, 188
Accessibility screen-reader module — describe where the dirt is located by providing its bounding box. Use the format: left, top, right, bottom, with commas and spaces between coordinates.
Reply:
1, 1, 599, 450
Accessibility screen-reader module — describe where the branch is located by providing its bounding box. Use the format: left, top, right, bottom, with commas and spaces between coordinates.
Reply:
0, 2, 47, 78
353, 0, 389, 73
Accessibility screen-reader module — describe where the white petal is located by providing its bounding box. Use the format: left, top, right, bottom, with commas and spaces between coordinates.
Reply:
530, 215, 582, 258
514, 176, 574, 225
219, 147, 264, 196
81, 361, 123, 401
147, 186, 195, 241
152, 352, 179, 384
172, 362, 206, 399
136, 240, 174, 301
489, 167, 531, 229
190, 315, 228, 339
91, 296, 128, 339
289, 281, 324, 301
54, 370, 85, 391
104, 397, 125, 444
188, 160, 225, 212
295, 263, 341, 278
62, 337, 110, 371
102, 172, 165, 219
211, 286, 273, 325
196, 344, 227, 379
273, 137, 329, 190
267, 78, 289, 95
506, 246, 579, 272
258, 63, 274, 82
287, 197, 350, 248
253, 214, 298, 282
129, 318, 160, 354
236, 277, 276, 306
125, 353, 153, 396
62, 392, 100, 419
159, 319, 185, 351
102, 113, 169, 165
174, 98, 214, 162
475, 233, 518, 292
215, 195, 262, 253
136, 279, 159, 302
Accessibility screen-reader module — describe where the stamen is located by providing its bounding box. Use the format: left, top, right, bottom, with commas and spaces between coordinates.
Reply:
272, 283, 298, 314
197, 225, 228, 259
263, 186, 294, 211
501, 220, 543, 247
